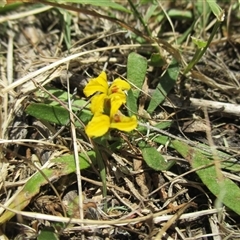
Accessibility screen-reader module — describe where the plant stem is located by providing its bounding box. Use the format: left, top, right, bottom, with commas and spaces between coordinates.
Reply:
183, 20, 221, 75
127, 0, 151, 37
93, 141, 107, 212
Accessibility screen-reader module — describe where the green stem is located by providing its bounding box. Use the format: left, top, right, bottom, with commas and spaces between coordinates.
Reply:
183, 20, 221, 75
93, 141, 107, 212
127, 0, 151, 37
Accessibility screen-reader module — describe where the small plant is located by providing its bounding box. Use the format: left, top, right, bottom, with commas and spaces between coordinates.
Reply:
83, 71, 137, 138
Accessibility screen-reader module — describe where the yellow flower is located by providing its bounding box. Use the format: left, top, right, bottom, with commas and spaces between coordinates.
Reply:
83, 71, 131, 117
83, 72, 109, 98
108, 78, 131, 95
83, 71, 131, 97
83, 71, 137, 138
85, 111, 137, 138
110, 112, 138, 132
85, 113, 110, 138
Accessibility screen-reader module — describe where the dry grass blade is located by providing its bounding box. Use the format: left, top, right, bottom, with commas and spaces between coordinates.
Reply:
66, 68, 84, 223
2, 44, 154, 95
155, 202, 193, 239
0, 6, 53, 23
0, 202, 221, 226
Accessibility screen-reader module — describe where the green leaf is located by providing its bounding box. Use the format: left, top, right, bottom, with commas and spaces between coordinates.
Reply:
221, 161, 240, 172
149, 53, 166, 67
0, 2, 22, 11
153, 135, 171, 146
137, 121, 172, 135
154, 121, 172, 130
195, 0, 211, 26
141, 144, 175, 171
191, 36, 207, 49
127, 52, 147, 114
127, 52, 147, 98
26, 103, 70, 125
172, 140, 240, 215
126, 89, 138, 116
147, 59, 180, 114
37, 228, 59, 240
183, 20, 221, 75
167, 9, 192, 20
25, 103, 92, 127
144, 3, 158, 22
58, 8, 72, 50
36, 86, 88, 111
0, 151, 96, 224
57, 0, 130, 12
177, 20, 196, 45
206, 0, 225, 21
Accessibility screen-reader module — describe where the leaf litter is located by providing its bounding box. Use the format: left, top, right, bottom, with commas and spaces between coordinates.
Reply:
0, 1, 240, 239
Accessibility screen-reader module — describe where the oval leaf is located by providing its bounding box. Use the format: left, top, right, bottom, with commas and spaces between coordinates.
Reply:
126, 52, 147, 115
172, 140, 240, 215
25, 103, 92, 126
141, 144, 175, 171
147, 59, 180, 114
0, 151, 96, 224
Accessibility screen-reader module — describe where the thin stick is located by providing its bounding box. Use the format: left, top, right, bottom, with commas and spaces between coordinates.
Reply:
0, 6, 52, 23
0, 202, 222, 226
66, 69, 84, 223
190, 97, 240, 117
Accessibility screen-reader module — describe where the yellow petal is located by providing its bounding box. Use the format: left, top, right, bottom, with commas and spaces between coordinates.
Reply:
85, 114, 110, 138
109, 92, 126, 117
83, 72, 108, 97
110, 114, 137, 132
90, 93, 106, 114
109, 78, 130, 94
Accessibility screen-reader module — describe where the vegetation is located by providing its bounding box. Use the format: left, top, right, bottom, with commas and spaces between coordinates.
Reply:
0, 0, 240, 239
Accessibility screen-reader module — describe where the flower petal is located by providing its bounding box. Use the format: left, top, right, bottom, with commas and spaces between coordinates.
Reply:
90, 93, 106, 114
83, 72, 108, 97
85, 114, 110, 138
109, 92, 126, 117
109, 78, 130, 94
110, 113, 137, 132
